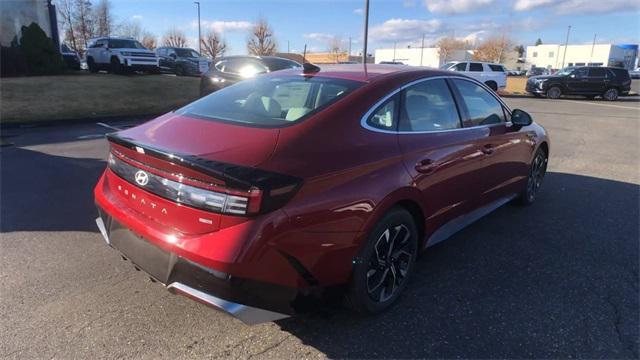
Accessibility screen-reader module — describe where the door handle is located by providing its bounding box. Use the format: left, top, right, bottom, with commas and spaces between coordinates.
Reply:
481, 144, 495, 155
415, 159, 438, 174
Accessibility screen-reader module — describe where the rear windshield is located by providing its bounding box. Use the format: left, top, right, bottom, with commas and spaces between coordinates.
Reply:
261, 58, 301, 71
176, 76, 361, 127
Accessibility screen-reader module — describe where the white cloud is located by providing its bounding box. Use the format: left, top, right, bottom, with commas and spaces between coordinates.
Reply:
514, 0, 637, 14
131, 15, 143, 20
353, 8, 364, 14
369, 18, 443, 43
303, 33, 335, 43
425, 0, 494, 14
194, 20, 252, 33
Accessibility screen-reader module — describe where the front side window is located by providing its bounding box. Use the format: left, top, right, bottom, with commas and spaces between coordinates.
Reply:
453, 62, 467, 71
176, 76, 361, 127
452, 79, 505, 127
175, 49, 200, 58
367, 96, 397, 130
574, 67, 588, 78
469, 63, 484, 72
399, 79, 460, 132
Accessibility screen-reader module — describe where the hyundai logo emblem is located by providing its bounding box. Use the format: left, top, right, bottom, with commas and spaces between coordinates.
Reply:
134, 170, 149, 186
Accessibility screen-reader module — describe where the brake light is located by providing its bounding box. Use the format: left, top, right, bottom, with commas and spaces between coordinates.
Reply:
109, 152, 266, 215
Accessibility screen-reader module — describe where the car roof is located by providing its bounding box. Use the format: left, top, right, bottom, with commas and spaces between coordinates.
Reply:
267, 64, 452, 83
446, 60, 502, 65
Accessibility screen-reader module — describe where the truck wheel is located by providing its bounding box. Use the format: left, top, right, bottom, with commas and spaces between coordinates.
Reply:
110, 57, 123, 74
176, 65, 185, 76
87, 58, 98, 73
485, 81, 498, 92
603, 88, 619, 101
546, 86, 562, 99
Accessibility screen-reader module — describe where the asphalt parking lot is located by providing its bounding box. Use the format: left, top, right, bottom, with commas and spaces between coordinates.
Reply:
1, 96, 639, 359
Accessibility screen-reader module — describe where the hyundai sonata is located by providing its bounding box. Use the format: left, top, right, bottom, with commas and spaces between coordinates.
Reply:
94, 64, 549, 324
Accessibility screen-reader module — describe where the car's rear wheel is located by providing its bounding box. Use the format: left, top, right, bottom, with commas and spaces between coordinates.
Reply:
348, 207, 418, 314
603, 87, 619, 101
518, 148, 548, 205
485, 81, 498, 92
546, 86, 562, 99
87, 57, 98, 73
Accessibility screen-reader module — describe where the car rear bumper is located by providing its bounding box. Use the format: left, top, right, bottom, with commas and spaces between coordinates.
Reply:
95, 210, 294, 324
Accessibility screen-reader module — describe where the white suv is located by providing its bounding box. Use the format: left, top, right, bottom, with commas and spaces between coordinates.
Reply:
86, 37, 159, 74
440, 61, 507, 91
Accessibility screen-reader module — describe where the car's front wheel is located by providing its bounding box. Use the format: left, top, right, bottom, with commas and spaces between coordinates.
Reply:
603, 87, 619, 101
110, 57, 123, 74
348, 207, 418, 314
546, 86, 562, 99
518, 148, 548, 205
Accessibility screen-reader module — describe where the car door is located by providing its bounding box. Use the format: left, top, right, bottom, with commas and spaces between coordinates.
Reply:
466, 62, 485, 83
94, 39, 108, 64
166, 48, 177, 71
449, 78, 534, 206
394, 78, 490, 243
157, 48, 168, 69
587, 67, 607, 93
565, 67, 589, 93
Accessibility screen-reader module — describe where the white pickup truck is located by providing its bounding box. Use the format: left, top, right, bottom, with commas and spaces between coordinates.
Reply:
86, 37, 159, 74
440, 61, 507, 91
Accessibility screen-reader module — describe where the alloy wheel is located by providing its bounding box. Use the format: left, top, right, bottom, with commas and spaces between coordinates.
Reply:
603, 88, 618, 101
547, 87, 561, 99
366, 224, 414, 303
526, 151, 547, 202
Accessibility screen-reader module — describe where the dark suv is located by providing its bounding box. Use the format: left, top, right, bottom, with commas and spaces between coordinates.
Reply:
526, 66, 631, 101
156, 47, 210, 76
200, 56, 301, 96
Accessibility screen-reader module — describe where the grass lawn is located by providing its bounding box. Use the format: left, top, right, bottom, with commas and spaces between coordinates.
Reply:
1, 72, 201, 124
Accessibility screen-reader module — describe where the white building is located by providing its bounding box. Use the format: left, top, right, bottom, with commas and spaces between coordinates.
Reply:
525, 43, 639, 70
374, 47, 472, 68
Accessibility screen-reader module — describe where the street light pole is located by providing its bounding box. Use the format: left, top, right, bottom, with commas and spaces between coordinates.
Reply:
194, 1, 201, 54
561, 25, 571, 68
420, 33, 425, 66
589, 33, 597, 65
362, 0, 369, 64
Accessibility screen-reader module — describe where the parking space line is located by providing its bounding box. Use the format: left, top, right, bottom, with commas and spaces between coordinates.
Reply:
560, 100, 640, 110
96, 122, 123, 131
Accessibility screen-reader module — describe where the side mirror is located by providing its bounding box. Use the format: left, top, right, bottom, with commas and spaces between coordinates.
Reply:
511, 109, 532, 126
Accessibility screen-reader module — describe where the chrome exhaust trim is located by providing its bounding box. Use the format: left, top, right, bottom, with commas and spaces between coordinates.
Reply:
167, 282, 290, 325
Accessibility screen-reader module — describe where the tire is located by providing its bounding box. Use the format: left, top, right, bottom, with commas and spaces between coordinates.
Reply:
176, 65, 185, 76
603, 87, 619, 101
348, 207, 418, 314
87, 57, 98, 73
110, 57, 123, 74
546, 86, 562, 99
485, 81, 498, 92
517, 148, 548, 206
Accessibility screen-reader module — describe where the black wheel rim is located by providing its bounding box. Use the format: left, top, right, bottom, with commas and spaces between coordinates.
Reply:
526, 152, 547, 202
366, 224, 414, 303
605, 89, 617, 100
548, 88, 560, 98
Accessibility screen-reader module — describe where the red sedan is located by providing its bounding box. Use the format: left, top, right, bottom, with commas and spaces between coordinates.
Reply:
94, 64, 549, 324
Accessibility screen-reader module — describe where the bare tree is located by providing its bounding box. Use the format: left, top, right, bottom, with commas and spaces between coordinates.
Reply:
57, 0, 78, 52
328, 36, 346, 63
473, 37, 512, 63
162, 28, 188, 48
93, 0, 112, 37
247, 19, 277, 56
437, 37, 469, 64
74, 0, 94, 53
117, 20, 142, 41
141, 32, 157, 50
201, 31, 226, 59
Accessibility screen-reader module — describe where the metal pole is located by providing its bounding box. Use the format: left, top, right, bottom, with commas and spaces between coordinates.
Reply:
349, 37, 352, 57
287, 40, 290, 53
393, 41, 396, 61
561, 25, 571, 68
362, 0, 369, 64
194, 2, 201, 54
589, 34, 596, 65
420, 33, 425, 66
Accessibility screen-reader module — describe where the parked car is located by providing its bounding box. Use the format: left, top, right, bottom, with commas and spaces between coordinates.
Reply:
86, 36, 159, 74
526, 66, 631, 101
440, 61, 507, 91
94, 64, 549, 324
60, 43, 81, 70
200, 55, 301, 96
156, 47, 210, 76
630, 68, 640, 79
526, 67, 549, 77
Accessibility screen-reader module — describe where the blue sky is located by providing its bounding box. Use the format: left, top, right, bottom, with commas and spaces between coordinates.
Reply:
109, 0, 640, 55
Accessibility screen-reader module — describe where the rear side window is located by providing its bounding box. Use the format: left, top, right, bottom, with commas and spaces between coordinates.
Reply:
399, 79, 460, 132
469, 63, 484, 72
177, 76, 361, 127
489, 64, 505, 72
367, 96, 397, 130
589, 67, 606, 77
452, 79, 505, 127
453, 62, 467, 71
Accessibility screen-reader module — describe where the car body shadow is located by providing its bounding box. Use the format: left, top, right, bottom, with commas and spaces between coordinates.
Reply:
276, 172, 639, 359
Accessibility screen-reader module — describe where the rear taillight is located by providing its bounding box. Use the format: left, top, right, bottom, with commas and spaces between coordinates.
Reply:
108, 151, 297, 216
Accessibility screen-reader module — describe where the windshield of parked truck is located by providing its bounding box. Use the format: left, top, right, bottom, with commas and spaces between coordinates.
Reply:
108, 39, 146, 49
